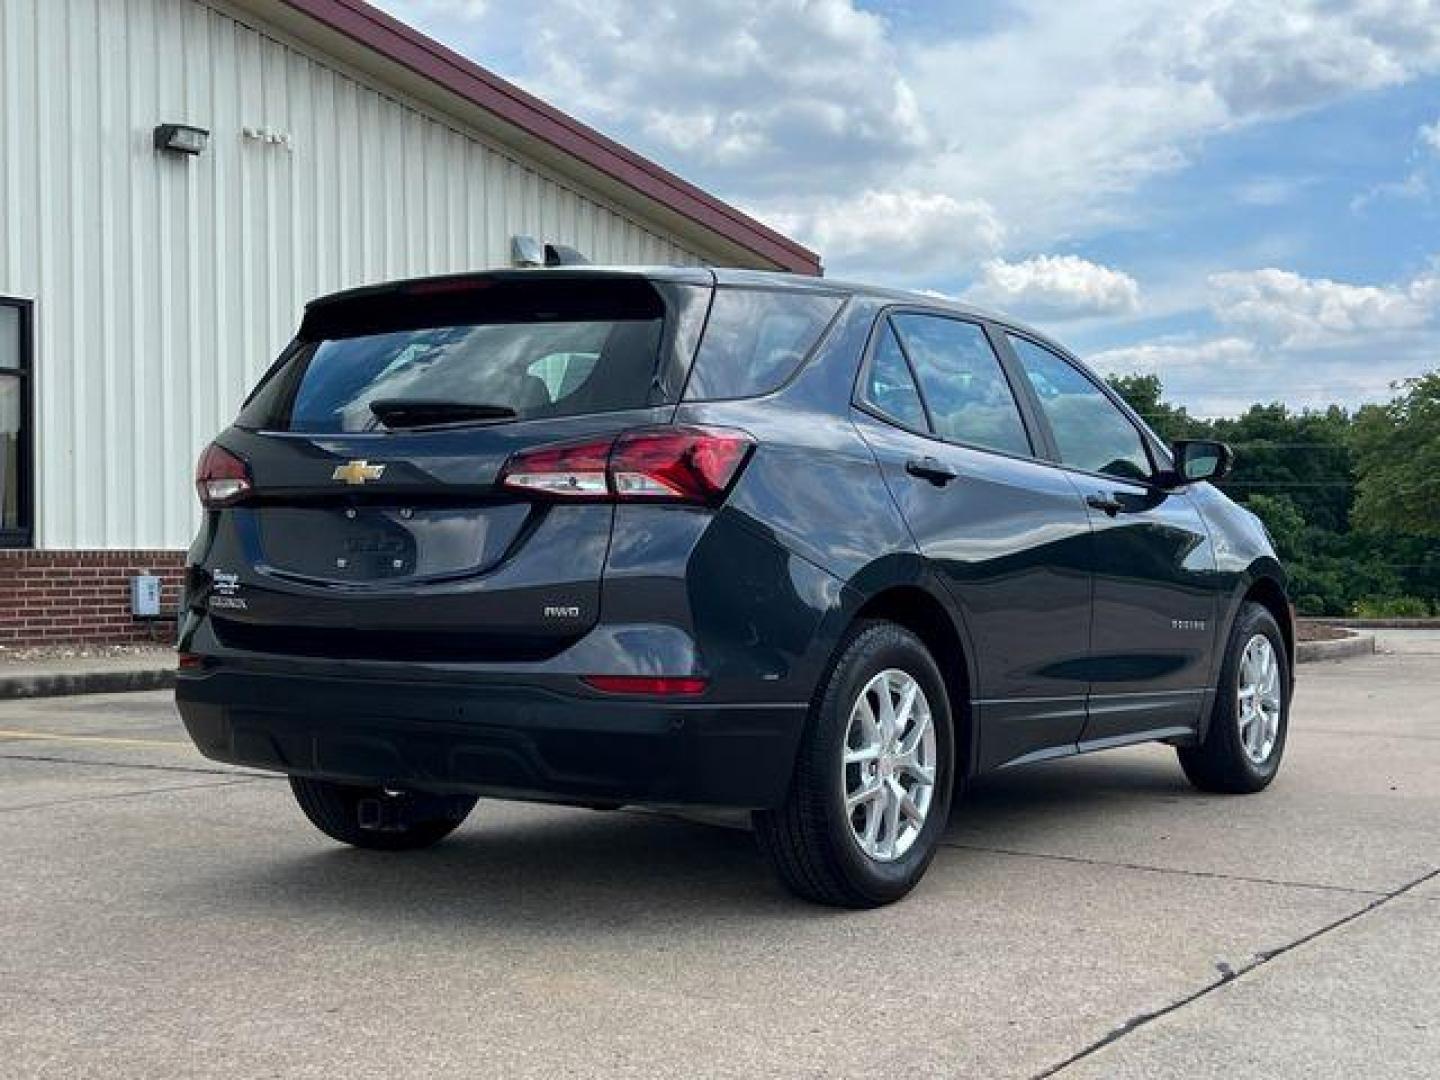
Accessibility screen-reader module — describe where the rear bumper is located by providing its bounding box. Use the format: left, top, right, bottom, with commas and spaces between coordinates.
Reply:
175, 665, 806, 809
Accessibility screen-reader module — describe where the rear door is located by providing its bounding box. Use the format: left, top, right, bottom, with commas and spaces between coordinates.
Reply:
193, 273, 708, 661
852, 311, 1095, 770
1000, 332, 1218, 745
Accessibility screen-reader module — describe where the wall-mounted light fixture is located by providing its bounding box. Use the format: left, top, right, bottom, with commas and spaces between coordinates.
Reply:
153, 123, 209, 156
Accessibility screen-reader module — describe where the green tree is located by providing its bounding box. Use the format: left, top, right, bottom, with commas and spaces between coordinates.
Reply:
1209, 404, 1354, 534
1106, 374, 1210, 442
1351, 373, 1440, 538
1100, 371, 1437, 616
1109, 374, 1357, 535
1243, 493, 1306, 560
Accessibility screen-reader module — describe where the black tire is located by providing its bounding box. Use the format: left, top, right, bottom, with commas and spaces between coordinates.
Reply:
289, 777, 477, 851
1178, 602, 1290, 794
753, 621, 956, 908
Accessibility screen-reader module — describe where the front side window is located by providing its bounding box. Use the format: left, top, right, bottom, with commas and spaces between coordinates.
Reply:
683, 288, 843, 401
1007, 334, 1152, 481
890, 313, 1031, 457
0, 300, 31, 546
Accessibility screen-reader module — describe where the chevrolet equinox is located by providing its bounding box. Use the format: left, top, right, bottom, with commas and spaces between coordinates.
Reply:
176, 267, 1293, 907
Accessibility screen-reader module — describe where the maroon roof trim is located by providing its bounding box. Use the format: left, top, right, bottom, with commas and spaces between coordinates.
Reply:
275, 0, 821, 274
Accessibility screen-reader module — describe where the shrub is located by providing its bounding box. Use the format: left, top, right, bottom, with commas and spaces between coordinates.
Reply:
1351, 596, 1434, 619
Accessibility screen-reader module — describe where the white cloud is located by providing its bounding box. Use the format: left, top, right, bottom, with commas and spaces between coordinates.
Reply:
1089, 336, 1257, 374
513, 0, 930, 194
1348, 117, 1440, 212
1086, 263, 1440, 414
1088, 336, 1269, 413
1124, 1, 1440, 119
1209, 266, 1440, 346
375, 0, 1440, 279
1086, 327, 1424, 416
1350, 170, 1430, 212
766, 190, 1004, 275
1422, 118, 1440, 155
895, 0, 1440, 251
965, 255, 1140, 319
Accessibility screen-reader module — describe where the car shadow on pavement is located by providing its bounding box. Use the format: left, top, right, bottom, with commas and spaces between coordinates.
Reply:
957, 749, 1193, 817
194, 751, 1192, 927
222, 805, 822, 928
944, 749, 1196, 844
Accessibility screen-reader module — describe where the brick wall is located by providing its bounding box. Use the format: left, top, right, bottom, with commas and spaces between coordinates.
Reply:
0, 550, 186, 646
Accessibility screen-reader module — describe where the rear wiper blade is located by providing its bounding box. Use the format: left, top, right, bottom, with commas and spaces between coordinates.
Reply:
368, 399, 518, 429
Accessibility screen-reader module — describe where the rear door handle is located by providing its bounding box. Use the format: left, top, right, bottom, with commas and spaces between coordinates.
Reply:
905, 456, 959, 486
1085, 492, 1123, 516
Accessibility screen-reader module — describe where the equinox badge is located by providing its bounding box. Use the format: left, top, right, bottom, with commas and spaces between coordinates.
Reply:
332, 460, 386, 485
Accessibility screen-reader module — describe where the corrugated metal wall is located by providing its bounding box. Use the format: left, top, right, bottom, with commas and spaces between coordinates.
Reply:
0, 0, 710, 550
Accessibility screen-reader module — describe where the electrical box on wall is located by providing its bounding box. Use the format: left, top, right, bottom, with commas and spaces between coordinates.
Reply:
130, 575, 162, 618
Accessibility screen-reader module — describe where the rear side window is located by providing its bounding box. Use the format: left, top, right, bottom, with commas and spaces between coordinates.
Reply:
684, 288, 842, 401
1006, 334, 1153, 481
890, 314, 1031, 457
239, 278, 700, 433
861, 322, 928, 430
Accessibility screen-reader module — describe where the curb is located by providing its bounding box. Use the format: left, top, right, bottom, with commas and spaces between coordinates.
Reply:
0, 667, 176, 701
1302, 617, 1440, 629
1296, 634, 1376, 664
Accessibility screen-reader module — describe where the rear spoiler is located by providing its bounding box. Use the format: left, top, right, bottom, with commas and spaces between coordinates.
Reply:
298, 269, 713, 342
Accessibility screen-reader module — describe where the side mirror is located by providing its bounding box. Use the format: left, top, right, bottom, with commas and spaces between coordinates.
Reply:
1171, 439, 1232, 484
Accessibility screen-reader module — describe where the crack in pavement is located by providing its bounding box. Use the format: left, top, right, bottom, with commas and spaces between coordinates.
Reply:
1030, 865, 1440, 1078
937, 840, 1391, 898
0, 776, 265, 814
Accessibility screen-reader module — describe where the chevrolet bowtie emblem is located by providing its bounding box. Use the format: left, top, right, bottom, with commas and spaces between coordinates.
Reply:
332, 460, 386, 485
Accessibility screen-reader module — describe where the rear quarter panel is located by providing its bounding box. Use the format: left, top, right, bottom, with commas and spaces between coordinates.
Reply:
674, 299, 913, 584
670, 298, 973, 704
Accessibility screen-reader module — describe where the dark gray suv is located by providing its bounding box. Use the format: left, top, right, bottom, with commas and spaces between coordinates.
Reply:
176, 267, 1292, 907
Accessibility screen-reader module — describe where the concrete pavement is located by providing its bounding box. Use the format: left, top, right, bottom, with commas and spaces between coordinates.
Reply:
0, 636, 1435, 1078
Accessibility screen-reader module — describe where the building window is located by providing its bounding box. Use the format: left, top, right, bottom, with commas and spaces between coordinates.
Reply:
0, 298, 33, 547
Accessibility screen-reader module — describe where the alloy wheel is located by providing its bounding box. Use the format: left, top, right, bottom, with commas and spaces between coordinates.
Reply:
841, 668, 938, 862
1236, 634, 1282, 764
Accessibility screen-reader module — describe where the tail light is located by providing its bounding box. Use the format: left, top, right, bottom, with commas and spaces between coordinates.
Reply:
195, 443, 252, 507
499, 426, 754, 506
497, 438, 611, 499
583, 675, 708, 696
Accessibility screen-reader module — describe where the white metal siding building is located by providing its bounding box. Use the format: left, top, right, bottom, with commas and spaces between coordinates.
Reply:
0, 0, 818, 643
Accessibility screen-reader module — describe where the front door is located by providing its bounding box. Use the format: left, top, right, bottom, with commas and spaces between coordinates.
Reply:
853, 312, 1095, 771
1001, 333, 1218, 746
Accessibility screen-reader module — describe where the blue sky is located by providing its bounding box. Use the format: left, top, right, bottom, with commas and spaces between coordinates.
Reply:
376, 0, 1440, 416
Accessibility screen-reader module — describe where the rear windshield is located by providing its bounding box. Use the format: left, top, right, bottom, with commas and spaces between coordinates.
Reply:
683, 287, 844, 401
239, 277, 704, 433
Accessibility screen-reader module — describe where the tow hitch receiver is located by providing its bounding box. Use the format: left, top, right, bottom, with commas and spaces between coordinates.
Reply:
357, 789, 468, 832
356, 794, 406, 832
